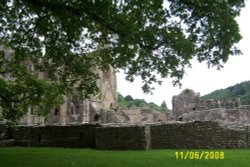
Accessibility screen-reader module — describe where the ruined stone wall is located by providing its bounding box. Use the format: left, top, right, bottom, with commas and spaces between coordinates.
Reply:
19, 114, 45, 125
172, 89, 201, 119
91, 66, 117, 110
12, 124, 96, 148
0, 124, 9, 140
172, 89, 244, 122
117, 108, 172, 124
200, 97, 241, 110
150, 121, 250, 149
182, 105, 250, 124
1, 45, 118, 126
2, 121, 250, 149
95, 125, 147, 150
22, 65, 118, 125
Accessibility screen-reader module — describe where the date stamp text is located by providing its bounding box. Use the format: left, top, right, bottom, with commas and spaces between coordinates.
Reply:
175, 151, 224, 160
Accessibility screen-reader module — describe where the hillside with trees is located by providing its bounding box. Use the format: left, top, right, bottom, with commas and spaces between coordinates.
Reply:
118, 93, 169, 112
202, 81, 250, 105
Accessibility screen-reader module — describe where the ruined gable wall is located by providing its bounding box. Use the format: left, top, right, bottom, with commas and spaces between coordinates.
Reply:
172, 90, 201, 119
90, 66, 117, 110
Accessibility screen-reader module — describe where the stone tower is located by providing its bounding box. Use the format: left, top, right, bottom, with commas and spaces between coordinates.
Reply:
172, 89, 201, 119
0, 45, 117, 125
19, 67, 117, 125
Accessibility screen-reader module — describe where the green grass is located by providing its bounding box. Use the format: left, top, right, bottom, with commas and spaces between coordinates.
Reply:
0, 147, 250, 167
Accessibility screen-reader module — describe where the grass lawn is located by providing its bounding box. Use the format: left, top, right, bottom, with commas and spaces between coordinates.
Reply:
0, 147, 250, 167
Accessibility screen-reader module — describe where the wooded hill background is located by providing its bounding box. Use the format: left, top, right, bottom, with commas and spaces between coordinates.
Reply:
118, 81, 250, 112
202, 81, 250, 105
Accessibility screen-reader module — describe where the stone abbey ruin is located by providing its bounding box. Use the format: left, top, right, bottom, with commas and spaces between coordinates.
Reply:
2, 45, 250, 126
172, 89, 250, 124
16, 88, 250, 126
1, 88, 250, 150
1, 45, 250, 149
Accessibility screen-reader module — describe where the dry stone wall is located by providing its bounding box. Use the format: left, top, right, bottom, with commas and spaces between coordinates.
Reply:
1, 121, 250, 149
12, 124, 96, 148
95, 125, 147, 150
0, 125, 9, 140
150, 121, 250, 149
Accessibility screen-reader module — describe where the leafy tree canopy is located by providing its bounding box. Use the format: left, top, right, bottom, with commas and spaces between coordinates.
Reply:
0, 0, 245, 123
118, 93, 168, 112
202, 81, 250, 105
160, 100, 167, 108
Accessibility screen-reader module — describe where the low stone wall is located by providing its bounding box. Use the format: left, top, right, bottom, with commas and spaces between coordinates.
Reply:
150, 121, 250, 149
0, 124, 9, 140
95, 125, 147, 150
0, 139, 15, 147
12, 124, 96, 148
1, 122, 250, 149
0, 124, 15, 147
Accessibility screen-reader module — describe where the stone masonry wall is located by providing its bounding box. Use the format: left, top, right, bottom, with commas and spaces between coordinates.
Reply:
150, 121, 250, 149
182, 105, 250, 124
0, 125, 14, 147
2, 122, 250, 149
95, 125, 147, 150
12, 124, 96, 148
0, 124, 9, 140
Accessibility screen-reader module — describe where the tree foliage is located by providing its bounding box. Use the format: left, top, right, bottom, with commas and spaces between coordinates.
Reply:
118, 93, 168, 112
160, 100, 167, 109
0, 0, 245, 122
202, 81, 250, 105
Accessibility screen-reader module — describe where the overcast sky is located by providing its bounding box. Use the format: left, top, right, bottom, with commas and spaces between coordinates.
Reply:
117, 1, 250, 109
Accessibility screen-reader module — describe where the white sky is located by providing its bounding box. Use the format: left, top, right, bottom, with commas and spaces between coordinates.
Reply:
117, 1, 250, 109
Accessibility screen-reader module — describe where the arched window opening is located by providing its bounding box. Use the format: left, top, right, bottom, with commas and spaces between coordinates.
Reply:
94, 114, 100, 122
54, 107, 60, 116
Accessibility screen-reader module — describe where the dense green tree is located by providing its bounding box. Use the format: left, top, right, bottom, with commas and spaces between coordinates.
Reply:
118, 93, 168, 112
134, 99, 146, 107
0, 0, 245, 122
161, 100, 167, 108
124, 95, 134, 102
202, 81, 250, 105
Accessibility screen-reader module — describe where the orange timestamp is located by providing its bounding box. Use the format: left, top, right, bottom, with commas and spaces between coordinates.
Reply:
175, 151, 224, 160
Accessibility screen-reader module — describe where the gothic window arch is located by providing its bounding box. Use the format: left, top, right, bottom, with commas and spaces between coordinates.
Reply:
30, 105, 35, 115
